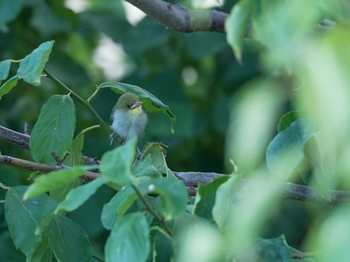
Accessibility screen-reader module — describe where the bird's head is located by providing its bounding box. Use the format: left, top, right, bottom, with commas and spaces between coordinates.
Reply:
115, 92, 143, 115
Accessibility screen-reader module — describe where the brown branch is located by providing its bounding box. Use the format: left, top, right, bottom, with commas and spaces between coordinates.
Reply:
124, 1, 335, 35
0, 125, 30, 150
0, 155, 99, 181
1, 124, 349, 204
125, 0, 228, 33
174, 172, 350, 204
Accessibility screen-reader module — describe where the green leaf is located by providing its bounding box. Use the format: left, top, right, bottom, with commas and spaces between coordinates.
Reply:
194, 176, 230, 220
0, 75, 18, 99
98, 82, 176, 133
132, 156, 162, 178
101, 185, 138, 230
0, 59, 11, 80
255, 236, 293, 261
17, 40, 54, 86
226, 0, 253, 63
29, 234, 52, 262
142, 143, 175, 178
55, 176, 109, 214
151, 177, 188, 220
48, 215, 93, 262
30, 95, 76, 164
212, 176, 241, 230
64, 130, 85, 166
105, 212, 150, 262
23, 165, 96, 200
266, 120, 314, 178
100, 137, 137, 185
152, 232, 173, 262
0, 0, 24, 31
4, 186, 56, 256
277, 111, 298, 132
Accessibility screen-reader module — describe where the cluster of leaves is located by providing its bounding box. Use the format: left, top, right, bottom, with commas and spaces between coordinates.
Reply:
0, 40, 188, 261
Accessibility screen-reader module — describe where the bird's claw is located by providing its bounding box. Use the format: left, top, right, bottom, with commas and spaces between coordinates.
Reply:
109, 133, 116, 146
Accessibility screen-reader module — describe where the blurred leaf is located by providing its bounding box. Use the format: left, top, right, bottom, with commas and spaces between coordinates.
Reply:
212, 176, 241, 230
30, 3, 71, 37
151, 177, 188, 220
122, 18, 170, 57
182, 32, 227, 59
226, 79, 283, 170
80, 10, 132, 42
0, 75, 18, 99
17, 40, 54, 86
0, 0, 24, 31
226, 0, 253, 63
98, 82, 176, 133
101, 185, 138, 230
194, 176, 230, 220
307, 204, 350, 262
48, 215, 93, 262
173, 214, 225, 262
0, 59, 11, 80
4, 186, 56, 256
100, 137, 137, 185
87, 0, 126, 17
105, 212, 150, 262
253, 0, 322, 71
266, 120, 314, 178
23, 166, 96, 200
277, 111, 298, 132
255, 236, 293, 261
55, 176, 109, 214
30, 95, 76, 164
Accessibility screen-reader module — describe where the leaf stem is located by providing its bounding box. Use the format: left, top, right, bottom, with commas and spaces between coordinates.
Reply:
43, 68, 110, 132
92, 255, 105, 262
131, 184, 172, 237
87, 86, 100, 103
0, 182, 10, 190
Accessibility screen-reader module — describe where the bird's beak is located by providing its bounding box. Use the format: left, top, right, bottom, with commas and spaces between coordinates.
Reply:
131, 101, 142, 109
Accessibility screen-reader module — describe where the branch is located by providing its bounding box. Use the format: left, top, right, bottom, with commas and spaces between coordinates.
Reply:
0, 125, 30, 150
125, 0, 228, 33
174, 172, 350, 204
0, 155, 99, 181
1, 125, 349, 204
125, 0, 335, 35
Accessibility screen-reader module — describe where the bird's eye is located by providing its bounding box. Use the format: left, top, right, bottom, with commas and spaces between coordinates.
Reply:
126, 104, 132, 109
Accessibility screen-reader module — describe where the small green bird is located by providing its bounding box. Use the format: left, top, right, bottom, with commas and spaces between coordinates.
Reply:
109, 92, 148, 145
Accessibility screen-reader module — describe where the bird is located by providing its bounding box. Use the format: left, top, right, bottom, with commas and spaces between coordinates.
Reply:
109, 92, 148, 146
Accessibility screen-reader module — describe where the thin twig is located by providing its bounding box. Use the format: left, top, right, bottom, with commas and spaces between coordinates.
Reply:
43, 68, 111, 133
131, 184, 172, 236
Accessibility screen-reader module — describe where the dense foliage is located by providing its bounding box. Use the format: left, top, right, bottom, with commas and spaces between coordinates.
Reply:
1, 0, 350, 261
